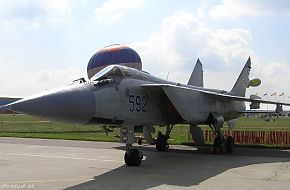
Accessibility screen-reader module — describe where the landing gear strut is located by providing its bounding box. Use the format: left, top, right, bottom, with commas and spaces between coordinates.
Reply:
121, 126, 143, 166
156, 125, 173, 151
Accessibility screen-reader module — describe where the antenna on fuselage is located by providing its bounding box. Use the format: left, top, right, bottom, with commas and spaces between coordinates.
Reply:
166, 72, 170, 80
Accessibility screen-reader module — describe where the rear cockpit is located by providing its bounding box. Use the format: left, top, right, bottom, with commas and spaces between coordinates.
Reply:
90, 65, 150, 83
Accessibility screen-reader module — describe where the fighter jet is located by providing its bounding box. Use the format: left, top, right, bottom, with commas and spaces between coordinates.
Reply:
2, 57, 290, 166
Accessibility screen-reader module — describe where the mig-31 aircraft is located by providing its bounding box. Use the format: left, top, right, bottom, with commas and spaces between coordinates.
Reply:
2, 57, 289, 166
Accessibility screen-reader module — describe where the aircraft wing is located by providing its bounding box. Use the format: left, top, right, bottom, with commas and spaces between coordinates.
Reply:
242, 110, 280, 114
202, 91, 290, 106
141, 84, 290, 118
142, 84, 290, 106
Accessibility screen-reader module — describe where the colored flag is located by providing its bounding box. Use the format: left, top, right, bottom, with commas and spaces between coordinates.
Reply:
263, 93, 267, 96
288, 96, 290, 99
271, 92, 276, 96
279, 92, 284, 96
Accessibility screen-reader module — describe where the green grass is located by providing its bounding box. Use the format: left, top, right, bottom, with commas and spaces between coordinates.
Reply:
0, 114, 120, 142
0, 132, 120, 142
236, 117, 290, 131
0, 114, 290, 145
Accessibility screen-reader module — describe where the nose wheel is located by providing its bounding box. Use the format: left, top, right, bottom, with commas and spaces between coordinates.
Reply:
121, 126, 143, 166
125, 147, 143, 166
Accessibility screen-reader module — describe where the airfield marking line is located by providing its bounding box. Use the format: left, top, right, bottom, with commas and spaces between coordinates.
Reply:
0, 178, 95, 184
0, 151, 123, 163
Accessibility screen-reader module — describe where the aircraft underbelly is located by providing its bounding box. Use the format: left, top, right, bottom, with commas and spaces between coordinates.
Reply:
216, 101, 242, 121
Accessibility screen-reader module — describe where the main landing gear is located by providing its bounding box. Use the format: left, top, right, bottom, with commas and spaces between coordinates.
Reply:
208, 113, 235, 154
121, 126, 143, 166
156, 125, 173, 151
225, 136, 234, 153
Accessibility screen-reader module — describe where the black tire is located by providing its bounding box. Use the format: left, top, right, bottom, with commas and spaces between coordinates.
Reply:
211, 137, 223, 154
213, 136, 223, 147
226, 136, 235, 153
156, 133, 168, 151
211, 146, 223, 154
137, 139, 142, 145
124, 149, 142, 166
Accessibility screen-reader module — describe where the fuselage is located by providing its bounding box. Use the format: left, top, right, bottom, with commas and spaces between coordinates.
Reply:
93, 77, 244, 126
5, 65, 245, 125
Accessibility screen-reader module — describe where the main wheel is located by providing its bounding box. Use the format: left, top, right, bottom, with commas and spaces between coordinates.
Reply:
137, 139, 142, 145
124, 149, 143, 166
225, 136, 235, 153
211, 137, 223, 154
156, 132, 168, 151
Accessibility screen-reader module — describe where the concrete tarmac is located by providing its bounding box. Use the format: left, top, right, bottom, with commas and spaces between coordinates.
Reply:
0, 137, 290, 190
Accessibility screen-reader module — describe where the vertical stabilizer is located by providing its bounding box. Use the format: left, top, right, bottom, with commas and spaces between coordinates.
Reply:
230, 57, 251, 97
187, 59, 203, 87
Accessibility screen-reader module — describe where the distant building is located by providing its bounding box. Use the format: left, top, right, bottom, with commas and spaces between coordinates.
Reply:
0, 97, 21, 114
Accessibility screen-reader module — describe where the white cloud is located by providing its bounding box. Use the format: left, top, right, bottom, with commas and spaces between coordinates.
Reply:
39, 0, 72, 23
94, 0, 143, 20
132, 11, 254, 84
0, 0, 72, 29
253, 61, 290, 94
131, 11, 290, 102
0, 68, 84, 97
210, 0, 290, 19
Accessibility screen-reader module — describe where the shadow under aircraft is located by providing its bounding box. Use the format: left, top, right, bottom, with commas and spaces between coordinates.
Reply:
65, 145, 290, 190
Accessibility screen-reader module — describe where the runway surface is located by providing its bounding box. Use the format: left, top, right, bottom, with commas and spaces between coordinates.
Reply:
0, 137, 290, 190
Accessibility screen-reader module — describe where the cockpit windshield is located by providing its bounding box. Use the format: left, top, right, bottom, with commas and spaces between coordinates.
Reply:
90, 65, 124, 82
90, 65, 152, 84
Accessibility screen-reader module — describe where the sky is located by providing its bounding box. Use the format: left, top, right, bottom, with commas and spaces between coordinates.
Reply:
0, 0, 290, 105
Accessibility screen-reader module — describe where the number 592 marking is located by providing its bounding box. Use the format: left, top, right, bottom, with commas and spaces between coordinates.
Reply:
128, 94, 147, 112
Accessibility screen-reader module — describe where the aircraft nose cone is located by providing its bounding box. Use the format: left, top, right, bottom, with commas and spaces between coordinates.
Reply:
7, 84, 96, 124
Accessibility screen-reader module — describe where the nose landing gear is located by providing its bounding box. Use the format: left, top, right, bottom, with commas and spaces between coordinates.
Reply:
121, 126, 143, 166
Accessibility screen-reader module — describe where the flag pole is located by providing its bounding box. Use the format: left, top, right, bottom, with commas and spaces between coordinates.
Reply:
267, 94, 269, 110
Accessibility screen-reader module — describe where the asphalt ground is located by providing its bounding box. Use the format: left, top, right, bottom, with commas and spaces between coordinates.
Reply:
0, 137, 290, 190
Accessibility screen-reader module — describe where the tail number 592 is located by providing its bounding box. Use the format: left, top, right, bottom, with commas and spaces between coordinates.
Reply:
128, 94, 147, 112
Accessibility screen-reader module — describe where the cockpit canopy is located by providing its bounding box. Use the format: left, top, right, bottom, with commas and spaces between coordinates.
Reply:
90, 65, 149, 82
